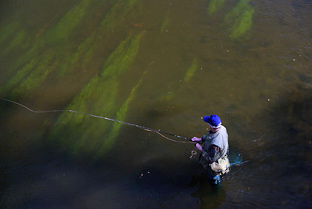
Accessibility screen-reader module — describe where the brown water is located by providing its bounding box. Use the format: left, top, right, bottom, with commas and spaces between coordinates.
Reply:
1, 0, 312, 208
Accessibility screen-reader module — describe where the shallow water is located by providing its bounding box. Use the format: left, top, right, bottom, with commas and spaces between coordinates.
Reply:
0, 0, 312, 208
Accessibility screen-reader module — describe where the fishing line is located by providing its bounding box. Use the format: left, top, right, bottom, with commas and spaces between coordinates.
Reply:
0, 97, 193, 144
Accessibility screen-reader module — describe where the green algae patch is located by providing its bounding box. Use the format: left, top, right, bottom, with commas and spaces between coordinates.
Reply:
0, 21, 19, 44
224, 0, 254, 39
5, 29, 26, 51
12, 0, 93, 76
100, 31, 145, 79
0, 58, 39, 95
1, 28, 29, 56
79, 0, 141, 69
46, 0, 92, 44
97, 75, 144, 156
50, 31, 145, 157
224, 0, 250, 23
4, 0, 95, 97
184, 59, 198, 82
70, 79, 120, 154
208, 0, 225, 14
99, 0, 140, 31
231, 8, 254, 39
13, 38, 43, 70
56, 36, 93, 78
9, 49, 56, 97
160, 16, 170, 32
3, 0, 144, 99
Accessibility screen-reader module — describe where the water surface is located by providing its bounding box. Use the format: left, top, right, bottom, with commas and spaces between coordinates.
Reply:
0, 0, 312, 208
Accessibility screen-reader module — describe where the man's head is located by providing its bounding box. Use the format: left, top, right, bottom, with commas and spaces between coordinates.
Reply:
203, 115, 221, 132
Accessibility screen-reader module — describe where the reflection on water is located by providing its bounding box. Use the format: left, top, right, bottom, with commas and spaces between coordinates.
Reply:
1, 0, 312, 208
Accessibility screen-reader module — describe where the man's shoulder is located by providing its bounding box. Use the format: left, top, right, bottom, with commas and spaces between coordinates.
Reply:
220, 125, 228, 132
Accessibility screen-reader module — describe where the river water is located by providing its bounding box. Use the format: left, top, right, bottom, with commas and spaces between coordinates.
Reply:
0, 0, 311, 208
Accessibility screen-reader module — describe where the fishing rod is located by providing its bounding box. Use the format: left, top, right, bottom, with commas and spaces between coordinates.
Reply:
135, 124, 191, 141
0, 97, 192, 143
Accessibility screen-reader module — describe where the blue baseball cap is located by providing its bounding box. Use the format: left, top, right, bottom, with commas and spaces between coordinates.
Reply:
203, 115, 222, 128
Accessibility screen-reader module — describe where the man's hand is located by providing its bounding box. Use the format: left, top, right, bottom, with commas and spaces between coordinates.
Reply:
195, 143, 203, 152
191, 137, 202, 143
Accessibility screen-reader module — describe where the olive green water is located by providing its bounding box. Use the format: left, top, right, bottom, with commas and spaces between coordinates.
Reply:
1, 0, 312, 208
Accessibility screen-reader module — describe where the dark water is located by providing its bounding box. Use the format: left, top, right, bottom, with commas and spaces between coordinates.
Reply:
1, 0, 312, 208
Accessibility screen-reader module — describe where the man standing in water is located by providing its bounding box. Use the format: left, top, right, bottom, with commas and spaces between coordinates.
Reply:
192, 115, 230, 185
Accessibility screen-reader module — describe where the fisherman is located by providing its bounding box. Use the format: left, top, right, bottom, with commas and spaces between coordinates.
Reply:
192, 115, 230, 185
